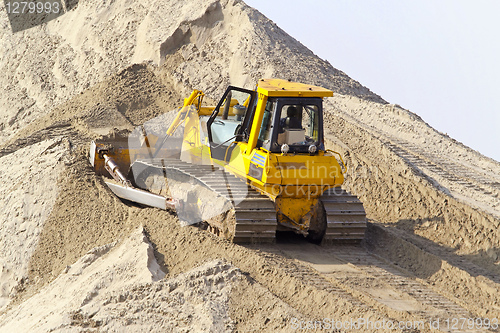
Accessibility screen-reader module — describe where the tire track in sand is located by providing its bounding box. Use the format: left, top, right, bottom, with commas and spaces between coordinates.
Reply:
257, 239, 489, 333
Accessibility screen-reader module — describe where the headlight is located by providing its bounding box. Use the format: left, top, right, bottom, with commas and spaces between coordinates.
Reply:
281, 144, 289, 154
308, 144, 317, 154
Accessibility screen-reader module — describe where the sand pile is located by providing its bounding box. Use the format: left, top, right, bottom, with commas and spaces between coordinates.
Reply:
1, 227, 242, 332
1, 0, 500, 330
0, 138, 69, 309
0, 0, 379, 147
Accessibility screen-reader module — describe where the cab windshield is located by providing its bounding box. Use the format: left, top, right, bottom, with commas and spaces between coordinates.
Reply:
258, 97, 324, 153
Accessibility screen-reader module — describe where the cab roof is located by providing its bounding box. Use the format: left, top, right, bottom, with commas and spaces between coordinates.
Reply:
257, 78, 333, 98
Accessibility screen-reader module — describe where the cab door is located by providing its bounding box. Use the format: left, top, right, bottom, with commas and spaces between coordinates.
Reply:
207, 86, 256, 162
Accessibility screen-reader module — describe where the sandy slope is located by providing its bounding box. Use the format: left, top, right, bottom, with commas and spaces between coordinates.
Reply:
1, 227, 246, 332
1, 0, 500, 331
0, 138, 68, 309
0, 0, 378, 146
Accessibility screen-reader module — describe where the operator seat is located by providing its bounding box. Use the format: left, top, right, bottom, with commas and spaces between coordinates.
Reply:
284, 106, 301, 129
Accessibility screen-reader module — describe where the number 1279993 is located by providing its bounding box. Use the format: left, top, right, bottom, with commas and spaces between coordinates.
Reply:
5, 1, 60, 14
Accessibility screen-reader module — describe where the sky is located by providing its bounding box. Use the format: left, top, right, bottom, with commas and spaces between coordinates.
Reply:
245, 0, 500, 162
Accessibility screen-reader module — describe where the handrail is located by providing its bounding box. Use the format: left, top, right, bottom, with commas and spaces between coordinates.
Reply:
224, 140, 238, 163
326, 149, 346, 175
153, 90, 204, 159
166, 90, 203, 136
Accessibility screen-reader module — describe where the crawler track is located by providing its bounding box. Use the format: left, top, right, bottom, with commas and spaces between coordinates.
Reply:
133, 158, 277, 243
132, 158, 367, 243
321, 187, 367, 241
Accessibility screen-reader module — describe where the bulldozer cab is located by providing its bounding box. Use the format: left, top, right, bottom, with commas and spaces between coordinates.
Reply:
206, 83, 326, 162
206, 86, 257, 161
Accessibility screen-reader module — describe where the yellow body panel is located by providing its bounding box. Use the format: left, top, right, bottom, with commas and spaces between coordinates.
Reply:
257, 78, 334, 98
246, 93, 268, 155
275, 197, 319, 231
180, 105, 205, 164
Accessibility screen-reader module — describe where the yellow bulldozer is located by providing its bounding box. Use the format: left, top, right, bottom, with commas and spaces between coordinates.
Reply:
89, 79, 366, 243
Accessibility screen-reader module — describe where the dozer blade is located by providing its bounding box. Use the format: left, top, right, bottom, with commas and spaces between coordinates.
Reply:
105, 181, 178, 210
